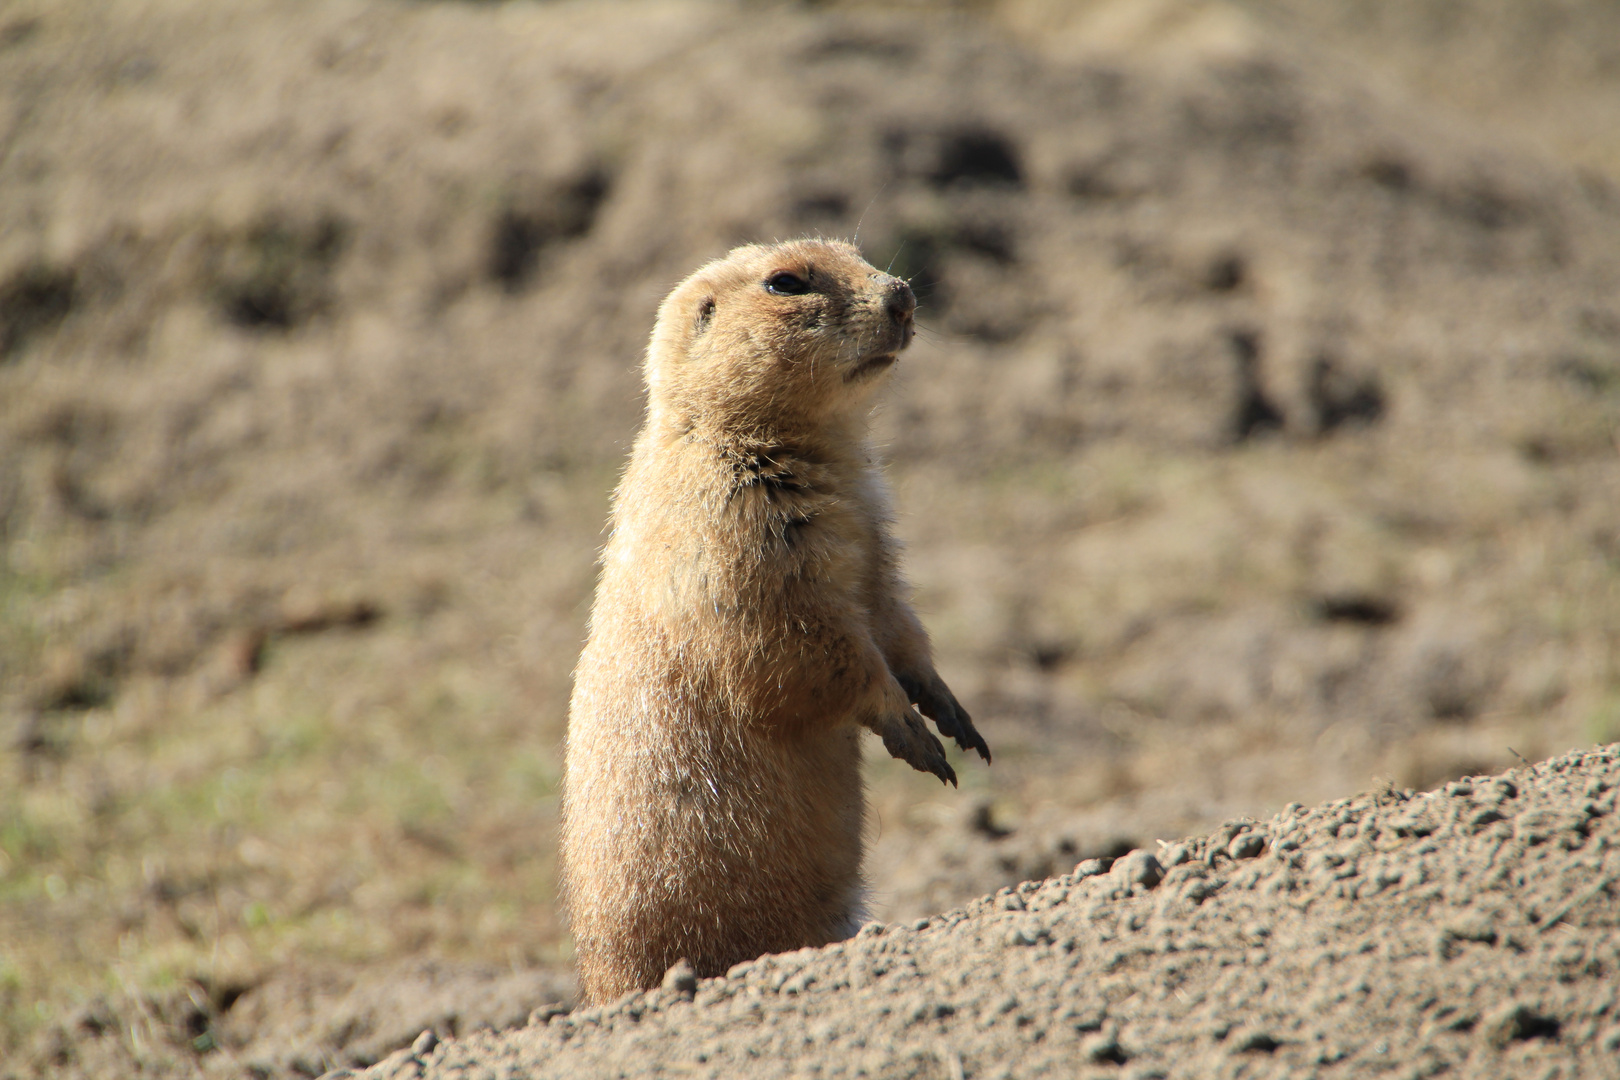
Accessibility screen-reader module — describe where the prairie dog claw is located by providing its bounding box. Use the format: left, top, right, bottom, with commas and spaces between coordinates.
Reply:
876, 708, 957, 786
900, 672, 992, 764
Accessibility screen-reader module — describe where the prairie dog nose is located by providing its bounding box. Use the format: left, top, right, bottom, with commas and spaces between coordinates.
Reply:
878, 275, 916, 323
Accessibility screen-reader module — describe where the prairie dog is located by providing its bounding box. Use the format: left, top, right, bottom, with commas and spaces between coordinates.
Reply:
560, 239, 989, 1005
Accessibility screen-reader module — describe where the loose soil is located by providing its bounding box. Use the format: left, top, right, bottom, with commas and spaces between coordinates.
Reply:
355, 746, 1620, 1080
1, 0, 1617, 1077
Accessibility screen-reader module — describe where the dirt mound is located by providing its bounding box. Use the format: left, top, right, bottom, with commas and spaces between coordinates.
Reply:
3, 0, 1619, 1076
351, 747, 1620, 1079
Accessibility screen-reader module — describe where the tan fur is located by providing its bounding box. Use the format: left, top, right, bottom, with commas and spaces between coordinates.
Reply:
560, 239, 990, 1006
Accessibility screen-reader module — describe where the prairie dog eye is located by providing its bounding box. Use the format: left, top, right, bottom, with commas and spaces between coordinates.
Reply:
765, 272, 811, 296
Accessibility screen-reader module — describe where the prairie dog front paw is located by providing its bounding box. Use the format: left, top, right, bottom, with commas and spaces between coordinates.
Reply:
901, 672, 991, 764
872, 702, 956, 787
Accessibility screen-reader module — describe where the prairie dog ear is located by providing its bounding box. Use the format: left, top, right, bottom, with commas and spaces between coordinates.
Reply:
645, 282, 705, 392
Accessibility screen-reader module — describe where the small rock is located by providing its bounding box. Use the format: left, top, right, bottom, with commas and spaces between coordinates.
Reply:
1113, 850, 1165, 889
1159, 843, 1190, 867
1181, 877, 1218, 903
1437, 1009, 1478, 1033
1469, 808, 1506, 831
1442, 917, 1498, 945
528, 1004, 568, 1027
662, 958, 698, 998
1484, 1004, 1561, 1049
1062, 1005, 1107, 1033
1074, 858, 1109, 878
981, 993, 1020, 1026
1083, 1033, 1128, 1064
1391, 813, 1436, 838
411, 1029, 438, 1056
1004, 921, 1049, 947
1228, 832, 1268, 860
1029, 886, 1069, 911
1233, 1030, 1280, 1054
779, 970, 816, 995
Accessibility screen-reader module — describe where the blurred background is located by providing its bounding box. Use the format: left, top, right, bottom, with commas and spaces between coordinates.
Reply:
2, 0, 1618, 1075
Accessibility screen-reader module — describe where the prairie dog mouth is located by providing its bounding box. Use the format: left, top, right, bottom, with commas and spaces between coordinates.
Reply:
845, 354, 898, 383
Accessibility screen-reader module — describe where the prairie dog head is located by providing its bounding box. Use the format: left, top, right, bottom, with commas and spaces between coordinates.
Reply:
644, 240, 916, 438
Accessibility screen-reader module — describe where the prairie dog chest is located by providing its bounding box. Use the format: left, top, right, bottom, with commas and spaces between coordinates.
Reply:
720, 449, 882, 594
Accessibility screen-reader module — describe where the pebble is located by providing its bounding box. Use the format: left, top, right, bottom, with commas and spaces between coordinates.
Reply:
1228, 832, 1268, 860
529, 1003, 569, 1026
1004, 922, 1047, 947
1232, 1029, 1281, 1053
661, 959, 698, 998
1484, 1003, 1561, 1049
1469, 808, 1506, 830
410, 1029, 438, 1056
1083, 1032, 1128, 1063
1062, 1005, 1108, 1033
1113, 850, 1165, 889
